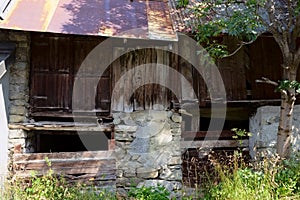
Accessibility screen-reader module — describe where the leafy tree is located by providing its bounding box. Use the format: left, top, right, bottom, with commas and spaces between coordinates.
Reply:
179, 0, 300, 157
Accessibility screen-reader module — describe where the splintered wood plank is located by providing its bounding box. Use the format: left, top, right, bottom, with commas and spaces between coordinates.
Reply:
13, 151, 114, 162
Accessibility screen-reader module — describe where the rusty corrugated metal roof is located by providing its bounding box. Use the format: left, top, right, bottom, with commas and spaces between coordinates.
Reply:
0, 0, 177, 41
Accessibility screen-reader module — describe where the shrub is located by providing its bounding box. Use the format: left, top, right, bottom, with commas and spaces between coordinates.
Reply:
128, 185, 170, 200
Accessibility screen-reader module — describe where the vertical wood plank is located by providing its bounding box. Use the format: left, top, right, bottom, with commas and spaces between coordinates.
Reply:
178, 36, 195, 101
144, 48, 156, 110
170, 44, 181, 103
217, 36, 247, 101
133, 48, 146, 110
123, 49, 134, 112
111, 47, 125, 112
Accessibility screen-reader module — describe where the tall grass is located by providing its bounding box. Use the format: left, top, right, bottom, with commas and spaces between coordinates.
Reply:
0, 167, 116, 200
201, 152, 300, 200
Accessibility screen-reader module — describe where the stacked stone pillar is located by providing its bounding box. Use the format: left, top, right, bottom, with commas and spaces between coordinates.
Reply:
113, 110, 182, 198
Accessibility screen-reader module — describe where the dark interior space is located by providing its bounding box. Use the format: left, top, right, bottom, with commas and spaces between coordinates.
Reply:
199, 117, 249, 131
36, 131, 111, 153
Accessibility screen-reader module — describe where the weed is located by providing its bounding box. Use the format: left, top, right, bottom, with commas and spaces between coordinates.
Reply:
128, 185, 170, 200
201, 152, 300, 200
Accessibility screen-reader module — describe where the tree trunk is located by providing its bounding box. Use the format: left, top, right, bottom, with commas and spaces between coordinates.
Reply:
277, 68, 297, 158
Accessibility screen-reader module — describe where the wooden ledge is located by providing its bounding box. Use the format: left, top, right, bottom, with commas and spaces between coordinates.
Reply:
8, 122, 113, 132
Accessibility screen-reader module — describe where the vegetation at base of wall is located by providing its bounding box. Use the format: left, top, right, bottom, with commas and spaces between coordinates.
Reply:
0, 174, 173, 200
128, 185, 171, 200
0, 173, 116, 200
200, 152, 300, 200
2, 153, 300, 199
0, 162, 116, 200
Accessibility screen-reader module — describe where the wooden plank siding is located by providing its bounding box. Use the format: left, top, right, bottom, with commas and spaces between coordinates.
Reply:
247, 36, 300, 100
29, 33, 294, 119
30, 33, 111, 117
247, 36, 283, 100
217, 36, 247, 101
13, 151, 116, 186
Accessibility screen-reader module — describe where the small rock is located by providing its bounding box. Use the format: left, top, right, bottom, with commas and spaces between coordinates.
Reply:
171, 114, 182, 123
136, 167, 158, 178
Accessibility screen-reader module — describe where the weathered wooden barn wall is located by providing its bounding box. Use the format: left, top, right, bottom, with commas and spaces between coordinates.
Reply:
248, 36, 283, 99
30, 33, 110, 118
13, 151, 116, 189
29, 33, 298, 120
217, 37, 247, 100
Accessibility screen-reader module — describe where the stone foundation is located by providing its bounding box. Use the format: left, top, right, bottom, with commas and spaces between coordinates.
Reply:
8, 129, 35, 153
249, 105, 300, 158
113, 110, 182, 198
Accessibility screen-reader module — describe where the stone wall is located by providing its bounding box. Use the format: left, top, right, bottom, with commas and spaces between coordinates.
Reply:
249, 105, 300, 158
0, 30, 31, 180
8, 129, 35, 153
113, 110, 182, 198
6, 30, 30, 123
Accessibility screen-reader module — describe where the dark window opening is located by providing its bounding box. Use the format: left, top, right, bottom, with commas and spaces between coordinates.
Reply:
199, 117, 249, 132
35, 131, 112, 153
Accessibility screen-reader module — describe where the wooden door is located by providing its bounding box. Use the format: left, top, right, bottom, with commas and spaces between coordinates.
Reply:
30, 33, 111, 117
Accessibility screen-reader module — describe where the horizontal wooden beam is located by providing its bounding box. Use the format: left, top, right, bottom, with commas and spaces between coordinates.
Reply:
9, 123, 112, 132
13, 151, 115, 162
13, 151, 116, 181
14, 159, 115, 168
14, 168, 116, 179
30, 111, 111, 118
180, 139, 248, 149
182, 130, 243, 140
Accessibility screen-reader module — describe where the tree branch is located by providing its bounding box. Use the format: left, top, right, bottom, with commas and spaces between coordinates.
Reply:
255, 77, 278, 86
222, 39, 256, 58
